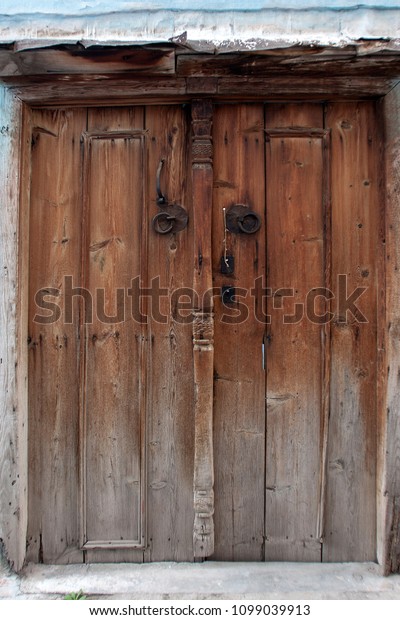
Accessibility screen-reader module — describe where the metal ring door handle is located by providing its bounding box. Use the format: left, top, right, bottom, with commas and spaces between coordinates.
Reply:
225, 204, 262, 234
237, 211, 262, 234
152, 212, 176, 234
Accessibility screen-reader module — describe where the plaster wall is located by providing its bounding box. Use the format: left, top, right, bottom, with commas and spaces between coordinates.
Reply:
0, 1, 399, 51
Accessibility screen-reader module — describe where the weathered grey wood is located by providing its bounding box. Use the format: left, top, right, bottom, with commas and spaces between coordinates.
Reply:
217, 77, 395, 99
0, 46, 175, 77
0, 87, 25, 571
212, 104, 265, 561
178, 50, 400, 78
27, 108, 86, 564
265, 104, 325, 562
191, 99, 215, 558
15, 101, 31, 569
144, 105, 195, 562
323, 102, 379, 562
378, 82, 400, 574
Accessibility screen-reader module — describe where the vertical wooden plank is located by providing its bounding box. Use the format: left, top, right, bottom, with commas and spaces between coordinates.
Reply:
265, 104, 325, 561
377, 86, 400, 574
212, 104, 266, 560
323, 102, 379, 561
27, 108, 86, 564
83, 107, 146, 562
191, 99, 214, 558
0, 87, 25, 570
15, 102, 31, 570
144, 104, 194, 562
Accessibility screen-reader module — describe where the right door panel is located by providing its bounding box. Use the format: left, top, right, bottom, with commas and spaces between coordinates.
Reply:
212, 101, 379, 562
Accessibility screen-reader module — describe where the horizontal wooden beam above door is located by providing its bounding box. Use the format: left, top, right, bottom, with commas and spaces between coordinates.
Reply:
177, 50, 400, 78
0, 45, 176, 77
1, 43, 400, 103
3, 76, 398, 105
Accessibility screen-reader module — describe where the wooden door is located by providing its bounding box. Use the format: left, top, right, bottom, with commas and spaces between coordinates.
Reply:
27, 101, 380, 563
27, 105, 194, 563
212, 102, 379, 562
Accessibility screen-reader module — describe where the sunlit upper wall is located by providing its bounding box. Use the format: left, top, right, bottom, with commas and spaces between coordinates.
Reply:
1, 0, 399, 50
1, 0, 400, 10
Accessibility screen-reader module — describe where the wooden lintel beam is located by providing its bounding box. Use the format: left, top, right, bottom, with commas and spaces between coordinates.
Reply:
1, 75, 396, 105
177, 51, 400, 79
0, 46, 176, 77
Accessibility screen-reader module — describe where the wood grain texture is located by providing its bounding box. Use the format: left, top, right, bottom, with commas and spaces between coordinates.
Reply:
15, 102, 32, 569
2, 45, 400, 80
178, 51, 400, 78
4, 76, 395, 107
323, 102, 379, 562
83, 107, 146, 564
191, 99, 215, 558
265, 104, 325, 562
0, 87, 25, 570
212, 104, 266, 561
6, 78, 188, 106
144, 104, 195, 562
378, 83, 400, 574
27, 108, 86, 564
14, 97, 388, 567
0, 46, 175, 76
216, 77, 394, 100
82, 110, 146, 551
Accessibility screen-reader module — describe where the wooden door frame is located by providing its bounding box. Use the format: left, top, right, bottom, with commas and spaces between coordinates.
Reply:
1, 51, 400, 571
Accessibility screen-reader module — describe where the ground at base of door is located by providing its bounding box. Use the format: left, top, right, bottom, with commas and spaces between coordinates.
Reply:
1, 560, 400, 600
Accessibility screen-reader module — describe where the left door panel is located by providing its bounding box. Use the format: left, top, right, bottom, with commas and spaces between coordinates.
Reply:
27, 106, 195, 564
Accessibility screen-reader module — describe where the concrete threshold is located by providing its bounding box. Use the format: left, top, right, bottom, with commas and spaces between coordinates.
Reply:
1, 561, 400, 600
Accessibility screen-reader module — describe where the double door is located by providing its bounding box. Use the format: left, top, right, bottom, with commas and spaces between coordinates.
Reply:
27, 101, 379, 563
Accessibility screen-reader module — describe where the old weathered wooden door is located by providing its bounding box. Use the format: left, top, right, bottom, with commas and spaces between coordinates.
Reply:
27, 101, 379, 563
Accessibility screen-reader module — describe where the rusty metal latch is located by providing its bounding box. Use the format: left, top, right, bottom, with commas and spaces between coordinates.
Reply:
152, 158, 189, 234
156, 158, 167, 206
225, 204, 261, 234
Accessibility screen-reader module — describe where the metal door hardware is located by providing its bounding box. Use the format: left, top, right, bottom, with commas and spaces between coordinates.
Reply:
152, 158, 189, 234
152, 204, 189, 234
222, 286, 236, 305
220, 255, 234, 274
156, 158, 167, 206
221, 207, 235, 274
225, 204, 261, 234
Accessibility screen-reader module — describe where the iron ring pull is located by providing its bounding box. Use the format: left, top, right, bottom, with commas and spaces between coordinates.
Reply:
152, 158, 189, 235
152, 212, 176, 235
237, 211, 262, 234
225, 204, 262, 235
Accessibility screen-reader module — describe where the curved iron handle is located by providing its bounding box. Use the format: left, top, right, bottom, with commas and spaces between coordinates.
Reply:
152, 159, 189, 235
152, 212, 176, 234
238, 211, 262, 234
156, 158, 167, 205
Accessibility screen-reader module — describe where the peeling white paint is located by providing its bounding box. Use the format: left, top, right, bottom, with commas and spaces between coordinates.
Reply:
0, 5, 399, 51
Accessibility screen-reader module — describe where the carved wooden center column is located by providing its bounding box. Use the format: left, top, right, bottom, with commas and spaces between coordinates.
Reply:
191, 99, 214, 558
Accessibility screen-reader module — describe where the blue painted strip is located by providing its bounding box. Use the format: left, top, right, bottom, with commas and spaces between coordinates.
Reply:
1, 0, 400, 14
